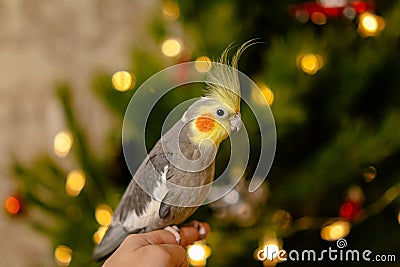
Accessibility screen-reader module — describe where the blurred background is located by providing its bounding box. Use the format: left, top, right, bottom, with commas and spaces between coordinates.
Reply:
1, 0, 399, 266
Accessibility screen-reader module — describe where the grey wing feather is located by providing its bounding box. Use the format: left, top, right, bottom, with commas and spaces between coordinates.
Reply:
93, 121, 215, 261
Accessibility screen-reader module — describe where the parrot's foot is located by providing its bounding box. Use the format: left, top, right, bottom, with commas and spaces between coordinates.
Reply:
164, 225, 181, 245
187, 220, 207, 240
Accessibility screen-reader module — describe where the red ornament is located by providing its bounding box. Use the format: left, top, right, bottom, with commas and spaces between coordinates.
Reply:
289, 1, 375, 23
339, 200, 360, 220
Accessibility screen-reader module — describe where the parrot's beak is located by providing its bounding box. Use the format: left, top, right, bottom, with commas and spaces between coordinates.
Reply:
230, 113, 242, 132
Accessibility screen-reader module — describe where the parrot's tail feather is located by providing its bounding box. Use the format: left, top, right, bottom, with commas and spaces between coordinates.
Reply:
92, 224, 130, 261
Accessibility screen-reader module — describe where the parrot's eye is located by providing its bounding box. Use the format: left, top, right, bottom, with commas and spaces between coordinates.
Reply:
215, 108, 227, 118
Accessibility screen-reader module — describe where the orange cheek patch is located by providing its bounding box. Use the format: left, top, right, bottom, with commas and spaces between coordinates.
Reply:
195, 113, 215, 132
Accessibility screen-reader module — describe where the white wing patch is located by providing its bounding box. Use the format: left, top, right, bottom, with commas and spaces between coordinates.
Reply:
123, 166, 169, 232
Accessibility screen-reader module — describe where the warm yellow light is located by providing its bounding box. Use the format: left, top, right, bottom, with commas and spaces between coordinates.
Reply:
161, 39, 182, 57
54, 245, 72, 266
360, 12, 378, 33
93, 226, 108, 244
362, 165, 377, 182
112, 71, 135, 92
195, 56, 212, 73
65, 169, 86, 197
252, 83, 274, 106
187, 243, 211, 266
271, 210, 292, 228
298, 53, 323, 75
162, 0, 180, 20
53, 131, 73, 158
358, 12, 385, 37
263, 243, 280, 261
321, 220, 351, 241
95, 204, 113, 226
397, 212, 400, 224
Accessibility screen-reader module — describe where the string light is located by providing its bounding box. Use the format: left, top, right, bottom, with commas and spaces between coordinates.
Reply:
93, 226, 108, 244
162, 0, 180, 20
358, 12, 385, 37
5, 196, 21, 215
65, 169, 86, 197
297, 53, 323, 75
187, 242, 211, 266
95, 204, 113, 226
54, 245, 72, 266
321, 220, 351, 241
161, 38, 182, 57
111, 71, 136, 92
195, 56, 212, 73
53, 131, 73, 158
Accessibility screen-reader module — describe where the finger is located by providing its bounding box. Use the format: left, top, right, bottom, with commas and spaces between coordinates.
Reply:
121, 221, 211, 251
159, 244, 188, 267
122, 230, 179, 251
179, 221, 211, 247
135, 244, 188, 267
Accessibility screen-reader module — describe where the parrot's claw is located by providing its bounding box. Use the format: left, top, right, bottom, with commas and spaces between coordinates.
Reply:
188, 220, 207, 240
164, 225, 181, 245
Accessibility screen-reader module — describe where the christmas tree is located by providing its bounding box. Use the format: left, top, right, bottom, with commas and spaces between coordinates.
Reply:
5, 0, 400, 266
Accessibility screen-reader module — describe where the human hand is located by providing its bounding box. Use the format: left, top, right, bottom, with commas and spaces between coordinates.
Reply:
102, 221, 210, 267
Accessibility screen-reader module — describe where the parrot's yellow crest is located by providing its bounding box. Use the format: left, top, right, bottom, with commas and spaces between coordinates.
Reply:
204, 39, 257, 113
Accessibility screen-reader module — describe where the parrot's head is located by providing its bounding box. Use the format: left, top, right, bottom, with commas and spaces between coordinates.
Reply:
183, 97, 242, 146
182, 41, 255, 146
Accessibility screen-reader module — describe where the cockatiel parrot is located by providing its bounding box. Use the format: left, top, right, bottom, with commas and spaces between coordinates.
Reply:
93, 41, 253, 261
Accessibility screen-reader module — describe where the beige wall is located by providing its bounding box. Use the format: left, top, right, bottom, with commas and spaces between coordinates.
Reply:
0, 0, 157, 266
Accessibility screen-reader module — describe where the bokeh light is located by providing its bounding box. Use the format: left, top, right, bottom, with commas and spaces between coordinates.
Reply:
53, 131, 73, 158
161, 38, 182, 57
321, 220, 351, 241
93, 226, 108, 244
112, 71, 135, 92
311, 12, 327, 25
194, 56, 212, 73
362, 165, 377, 182
346, 185, 364, 203
54, 245, 72, 266
297, 53, 323, 75
95, 204, 113, 226
384, 186, 398, 202
295, 9, 310, 23
162, 0, 180, 20
223, 189, 239, 204
252, 83, 274, 106
5, 196, 21, 215
187, 242, 211, 266
358, 12, 385, 37
65, 169, 86, 197
271, 210, 292, 229
397, 212, 400, 224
